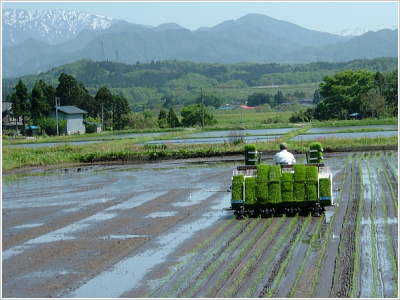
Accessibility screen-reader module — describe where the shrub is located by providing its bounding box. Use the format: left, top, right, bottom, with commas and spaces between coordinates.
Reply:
281, 172, 294, 202
256, 165, 269, 204
245, 177, 257, 204
306, 166, 319, 201
268, 165, 281, 204
293, 164, 306, 202
232, 175, 244, 201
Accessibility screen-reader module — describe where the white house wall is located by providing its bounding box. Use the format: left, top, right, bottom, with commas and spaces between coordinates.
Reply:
49, 111, 86, 135
65, 113, 85, 134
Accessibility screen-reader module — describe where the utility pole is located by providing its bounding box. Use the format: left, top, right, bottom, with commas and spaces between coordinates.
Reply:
55, 97, 59, 136
201, 87, 204, 129
101, 102, 104, 132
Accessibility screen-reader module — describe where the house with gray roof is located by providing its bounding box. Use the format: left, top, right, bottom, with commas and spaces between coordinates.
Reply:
2, 101, 23, 131
49, 106, 87, 135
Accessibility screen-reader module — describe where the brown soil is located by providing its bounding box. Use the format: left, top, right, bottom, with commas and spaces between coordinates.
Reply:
2, 150, 398, 298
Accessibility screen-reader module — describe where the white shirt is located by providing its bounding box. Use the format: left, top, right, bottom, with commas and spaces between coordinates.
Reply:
272, 149, 296, 165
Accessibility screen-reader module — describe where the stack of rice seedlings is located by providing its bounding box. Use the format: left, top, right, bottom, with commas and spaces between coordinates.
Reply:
232, 175, 245, 201
256, 164, 269, 204
319, 178, 331, 200
293, 164, 306, 202
309, 142, 323, 164
268, 165, 281, 204
281, 172, 294, 202
306, 165, 319, 201
244, 144, 257, 165
245, 177, 257, 204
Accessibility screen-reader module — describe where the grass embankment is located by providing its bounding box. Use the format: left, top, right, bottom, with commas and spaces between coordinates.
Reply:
2, 135, 397, 172
2, 117, 397, 172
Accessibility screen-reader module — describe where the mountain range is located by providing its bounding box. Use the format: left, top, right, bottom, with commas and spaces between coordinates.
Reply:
2, 9, 398, 78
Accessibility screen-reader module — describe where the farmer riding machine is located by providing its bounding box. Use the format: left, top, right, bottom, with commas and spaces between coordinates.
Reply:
230, 143, 333, 219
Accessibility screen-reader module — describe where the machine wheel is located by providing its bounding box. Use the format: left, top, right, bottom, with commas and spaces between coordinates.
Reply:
237, 206, 246, 220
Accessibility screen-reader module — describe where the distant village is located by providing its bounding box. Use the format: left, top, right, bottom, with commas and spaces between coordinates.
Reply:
217, 98, 314, 111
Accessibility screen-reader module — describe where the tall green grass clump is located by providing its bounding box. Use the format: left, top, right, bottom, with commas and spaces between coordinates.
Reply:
309, 142, 323, 164
319, 178, 331, 200
244, 144, 257, 165
281, 172, 294, 202
293, 164, 306, 202
232, 175, 244, 201
268, 165, 281, 204
245, 177, 256, 204
256, 164, 269, 204
306, 165, 319, 201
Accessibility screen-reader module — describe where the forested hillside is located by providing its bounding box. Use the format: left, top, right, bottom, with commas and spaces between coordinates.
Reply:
3, 12, 397, 78
3, 57, 397, 112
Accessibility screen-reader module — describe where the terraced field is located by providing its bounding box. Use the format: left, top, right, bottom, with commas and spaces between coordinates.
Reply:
2, 151, 398, 298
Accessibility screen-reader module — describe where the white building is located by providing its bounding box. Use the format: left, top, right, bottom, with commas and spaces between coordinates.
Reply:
49, 106, 87, 135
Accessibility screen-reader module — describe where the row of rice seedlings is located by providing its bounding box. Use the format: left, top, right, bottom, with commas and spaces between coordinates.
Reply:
263, 215, 312, 297
385, 152, 398, 182
364, 153, 378, 298
378, 152, 398, 216
160, 216, 238, 297
244, 216, 299, 298
309, 153, 353, 297
207, 218, 275, 298
349, 153, 366, 297
373, 152, 398, 297
329, 153, 359, 298
287, 215, 325, 297
180, 218, 261, 298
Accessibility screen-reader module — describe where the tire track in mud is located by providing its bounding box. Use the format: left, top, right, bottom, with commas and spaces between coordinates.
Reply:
358, 153, 378, 297
330, 153, 360, 298
257, 216, 310, 298
312, 153, 353, 298
370, 153, 398, 297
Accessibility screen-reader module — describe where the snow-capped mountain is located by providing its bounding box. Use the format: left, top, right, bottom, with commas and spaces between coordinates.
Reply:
335, 26, 398, 36
2, 8, 119, 47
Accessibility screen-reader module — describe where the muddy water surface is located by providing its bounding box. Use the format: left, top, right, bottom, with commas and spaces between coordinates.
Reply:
2, 151, 398, 298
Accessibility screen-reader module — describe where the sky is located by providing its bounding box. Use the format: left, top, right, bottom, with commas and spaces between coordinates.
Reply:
1, 1, 399, 34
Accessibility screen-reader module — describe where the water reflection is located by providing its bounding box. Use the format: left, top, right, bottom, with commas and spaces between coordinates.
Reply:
292, 130, 397, 141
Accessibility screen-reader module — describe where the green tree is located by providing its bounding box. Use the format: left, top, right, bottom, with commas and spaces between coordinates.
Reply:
162, 95, 173, 108
316, 69, 376, 120
196, 93, 222, 109
37, 80, 56, 111
383, 69, 398, 116
274, 91, 286, 106
360, 88, 385, 118
180, 104, 217, 127
30, 82, 51, 121
95, 86, 114, 130
76, 82, 96, 118
157, 108, 168, 128
247, 92, 271, 107
36, 117, 67, 135
55, 73, 80, 106
167, 107, 180, 128
9, 79, 31, 134
375, 71, 385, 95
112, 94, 131, 130
313, 89, 322, 104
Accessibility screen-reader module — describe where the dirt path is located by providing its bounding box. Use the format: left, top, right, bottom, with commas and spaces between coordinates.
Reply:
2, 151, 398, 298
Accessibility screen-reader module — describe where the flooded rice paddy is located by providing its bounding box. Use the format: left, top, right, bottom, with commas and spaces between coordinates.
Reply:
2, 150, 398, 298
3, 124, 398, 148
